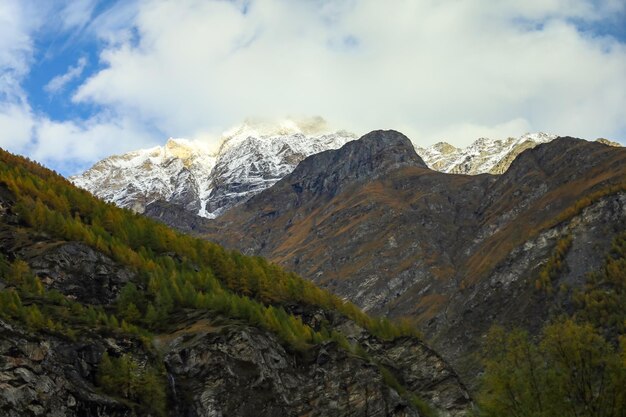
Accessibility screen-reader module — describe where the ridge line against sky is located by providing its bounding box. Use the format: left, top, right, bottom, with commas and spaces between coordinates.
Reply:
0, 0, 625, 176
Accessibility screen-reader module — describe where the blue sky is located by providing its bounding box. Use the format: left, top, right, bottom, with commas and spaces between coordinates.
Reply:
1, 0, 625, 176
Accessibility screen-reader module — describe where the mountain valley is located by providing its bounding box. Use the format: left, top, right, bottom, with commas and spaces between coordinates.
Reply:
3, 127, 624, 416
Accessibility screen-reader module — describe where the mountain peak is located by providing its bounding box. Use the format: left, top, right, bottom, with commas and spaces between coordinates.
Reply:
431, 142, 459, 154
595, 138, 622, 147
417, 132, 558, 175
220, 116, 335, 146
164, 138, 212, 161
358, 129, 421, 152
280, 130, 426, 197
72, 126, 355, 218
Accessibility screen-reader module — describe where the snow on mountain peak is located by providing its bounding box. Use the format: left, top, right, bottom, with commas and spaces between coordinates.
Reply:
218, 117, 337, 152
72, 127, 564, 220
416, 132, 558, 175
72, 123, 355, 219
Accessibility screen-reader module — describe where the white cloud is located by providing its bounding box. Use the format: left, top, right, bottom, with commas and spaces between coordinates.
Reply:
0, 100, 160, 174
31, 115, 158, 174
0, 0, 159, 173
69, 0, 626, 148
58, 0, 98, 31
0, 0, 36, 100
45, 57, 88, 94
2, 0, 626, 176
0, 102, 34, 151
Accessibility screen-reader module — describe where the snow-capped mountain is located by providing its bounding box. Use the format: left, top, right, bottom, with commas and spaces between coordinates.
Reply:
72, 127, 580, 219
71, 120, 356, 218
416, 132, 558, 175
71, 138, 215, 215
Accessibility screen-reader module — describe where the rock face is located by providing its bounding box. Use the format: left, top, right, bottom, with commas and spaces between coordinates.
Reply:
158, 303, 471, 417
0, 319, 136, 417
287, 130, 427, 198
0, 312, 471, 417
165, 322, 383, 417
202, 133, 626, 386
0, 194, 134, 305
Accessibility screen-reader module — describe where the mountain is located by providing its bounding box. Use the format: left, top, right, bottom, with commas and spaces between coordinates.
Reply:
200, 131, 626, 385
71, 138, 215, 214
73, 125, 576, 220
415, 132, 558, 174
0, 148, 472, 416
71, 120, 356, 218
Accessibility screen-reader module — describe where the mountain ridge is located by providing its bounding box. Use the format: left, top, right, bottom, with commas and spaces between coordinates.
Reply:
72, 123, 614, 220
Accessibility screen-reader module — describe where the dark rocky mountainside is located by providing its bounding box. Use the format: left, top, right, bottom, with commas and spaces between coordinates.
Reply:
0, 311, 470, 417
197, 131, 626, 385
284, 130, 427, 197
0, 149, 472, 416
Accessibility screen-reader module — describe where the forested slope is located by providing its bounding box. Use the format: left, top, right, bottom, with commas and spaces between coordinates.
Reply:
0, 148, 472, 416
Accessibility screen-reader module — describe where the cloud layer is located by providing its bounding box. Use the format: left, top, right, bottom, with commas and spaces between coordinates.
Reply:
45, 57, 88, 94
1, 0, 625, 174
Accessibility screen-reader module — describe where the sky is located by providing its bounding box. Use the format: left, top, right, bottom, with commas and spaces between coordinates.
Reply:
0, 0, 625, 176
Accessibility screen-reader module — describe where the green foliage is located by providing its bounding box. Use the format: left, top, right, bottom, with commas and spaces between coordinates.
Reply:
0, 288, 24, 319
117, 283, 145, 323
0, 148, 426, 409
0, 255, 147, 339
479, 321, 625, 417
97, 352, 167, 416
479, 232, 626, 417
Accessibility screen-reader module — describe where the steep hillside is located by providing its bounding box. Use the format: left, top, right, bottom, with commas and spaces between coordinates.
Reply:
0, 148, 472, 416
202, 130, 626, 384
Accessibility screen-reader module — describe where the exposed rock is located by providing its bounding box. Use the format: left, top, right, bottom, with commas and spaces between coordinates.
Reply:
73, 125, 566, 225
0, 228, 134, 305
595, 138, 622, 147
24, 242, 134, 305
286, 304, 472, 417
432, 192, 626, 382
161, 320, 423, 417
0, 320, 134, 417
415, 132, 557, 175
284, 130, 426, 198
144, 200, 211, 234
